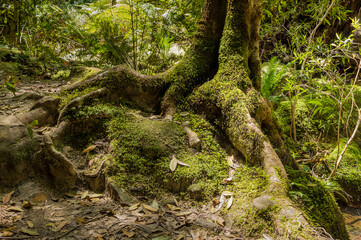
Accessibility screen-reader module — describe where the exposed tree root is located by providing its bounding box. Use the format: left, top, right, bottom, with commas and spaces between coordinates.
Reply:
57, 87, 108, 124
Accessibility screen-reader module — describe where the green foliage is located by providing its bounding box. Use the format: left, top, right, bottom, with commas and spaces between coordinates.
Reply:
0, 0, 201, 73
287, 167, 349, 240
261, 57, 287, 102
325, 139, 361, 203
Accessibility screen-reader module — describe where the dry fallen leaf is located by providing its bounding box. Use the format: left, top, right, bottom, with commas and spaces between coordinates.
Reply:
26, 221, 34, 228
87, 193, 103, 199
175, 211, 192, 216
22, 201, 32, 209
170, 155, 178, 172
122, 229, 135, 237
222, 191, 233, 196
81, 191, 88, 200
142, 203, 158, 212
2, 191, 14, 204
167, 204, 180, 211
76, 217, 86, 224
175, 235, 184, 240
20, 228, 39, 236
176, 160, 189, 167
8, 206, 23, 212
151, 200, 159, 211
215, 217, 225, 227
54, 220, 68, 232
227, 155, 234, 167
46, 223, 57, 228
226, 196, 233, 210
129, 202, 141, 211
82, 145, 97, 154
1, 230, 13, 237
12, 215, 23, 222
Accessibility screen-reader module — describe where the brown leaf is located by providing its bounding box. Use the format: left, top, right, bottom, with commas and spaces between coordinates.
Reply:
122, 229, 135, 237
54, 220, 68, 232
76, 217, 86, 224
175, 234, 184, 240
81, 190, 88, 200
12, 215, 23, 222
129, 202, 141, 211
26, 221, 34, 228
170, 155, 178, 172
22, 201, 32, 209
20, 228, 39, 236
1, 230, 14, 237
8, 206, 23, 212
2, 191, 14, 204
87, 193, 103, 199
142, 203, 158, 212
82, 145, 97, 154
215, 217, 225, 227
175, 211, 192, 216
167, 204, 180, 211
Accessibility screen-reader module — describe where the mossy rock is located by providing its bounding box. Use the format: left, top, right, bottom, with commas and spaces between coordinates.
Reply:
274, 98, 314, 138
107, 111, 228, 199
287, 168, 349, 240
327, 138, 361, 204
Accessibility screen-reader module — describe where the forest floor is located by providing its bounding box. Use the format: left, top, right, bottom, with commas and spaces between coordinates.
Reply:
1, 78, 361, 240
0, 79, 238, 240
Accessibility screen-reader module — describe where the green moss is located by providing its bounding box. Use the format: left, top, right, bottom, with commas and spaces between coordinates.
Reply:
327, 138, 361, 203
65, 66, 102, 84
226, 165, 273, 237
287, 167, 349, 240
58, 86, 99, 109
108, 111, 228, 199
274, 98, 314, 137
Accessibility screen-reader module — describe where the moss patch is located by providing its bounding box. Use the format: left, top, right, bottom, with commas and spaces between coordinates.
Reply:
287, 167, 349, 240
274, 98, 314, 138
226, 165, 272, 237
327, 138, 361, 204
64, 66, 102, 84
107, 111, 228, 199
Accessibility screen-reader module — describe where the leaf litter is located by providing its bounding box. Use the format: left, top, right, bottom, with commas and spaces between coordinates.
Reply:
0, 153, 245, 240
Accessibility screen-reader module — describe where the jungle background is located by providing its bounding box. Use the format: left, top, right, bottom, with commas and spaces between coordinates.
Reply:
2, 0, 361, 239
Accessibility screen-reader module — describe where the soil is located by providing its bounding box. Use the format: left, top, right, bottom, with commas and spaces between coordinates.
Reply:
0, 80, 240, 240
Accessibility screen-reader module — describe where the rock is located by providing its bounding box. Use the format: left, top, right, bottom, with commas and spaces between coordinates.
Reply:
252, 195, 275, 211
188, 183, 202, 200
106, 178, 134, 206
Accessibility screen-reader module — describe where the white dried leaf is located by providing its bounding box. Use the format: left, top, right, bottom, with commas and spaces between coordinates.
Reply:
226, 196, 233, 209
170, 155, 178, 172
177, 160, 189, 167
